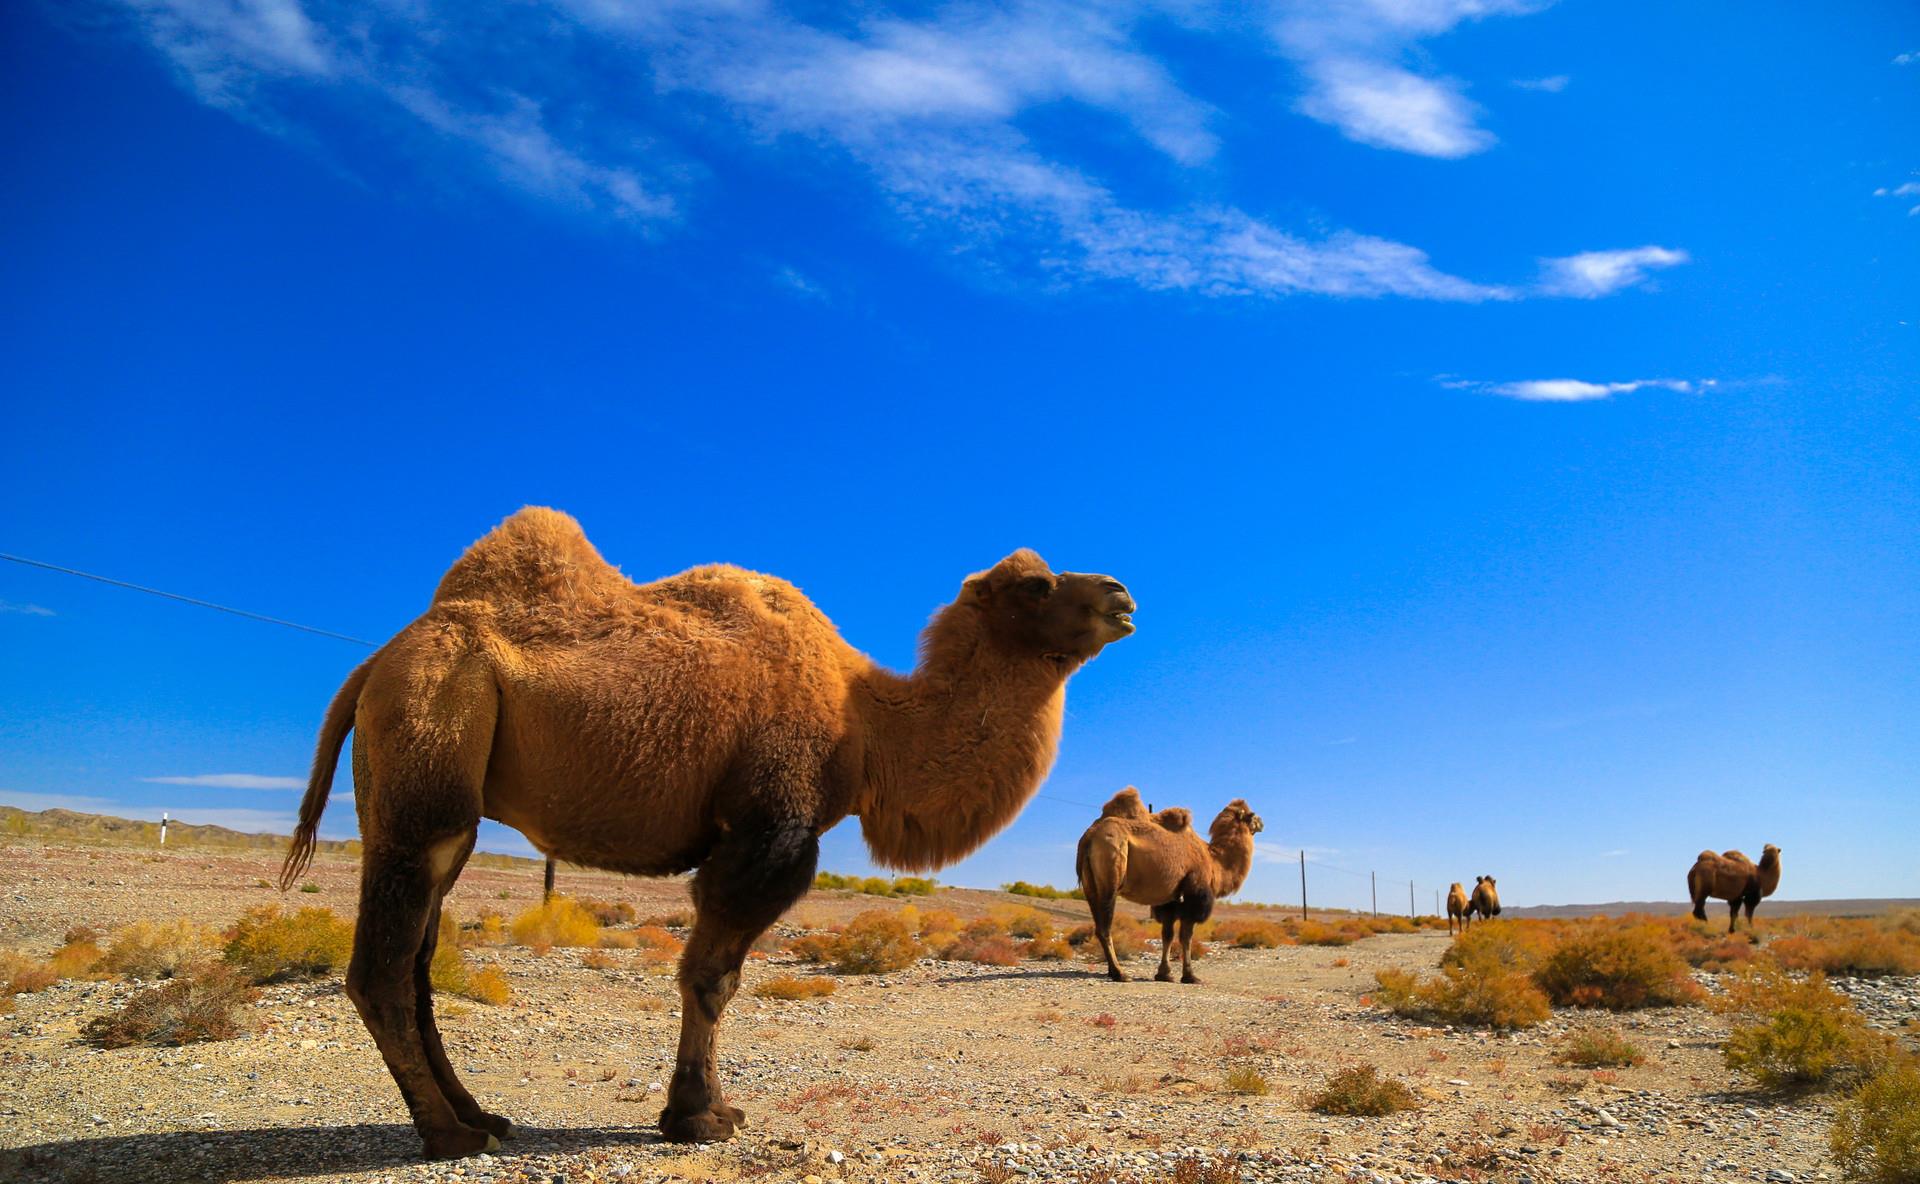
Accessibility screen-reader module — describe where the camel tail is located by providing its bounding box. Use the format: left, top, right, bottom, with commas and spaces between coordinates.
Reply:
279, 655, 376, 892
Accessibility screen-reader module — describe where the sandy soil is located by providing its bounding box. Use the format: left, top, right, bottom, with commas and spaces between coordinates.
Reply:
3, 840, 1900, 1184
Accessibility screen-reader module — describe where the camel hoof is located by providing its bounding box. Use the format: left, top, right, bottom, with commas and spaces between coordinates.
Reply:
1181, 973, 1202, 985
1154, 968, 1174, 983
474, 1112, 515, 1141
1107, 969, 1129, 983
659, 1105, 739, 1143
421, 1125, 498, 1160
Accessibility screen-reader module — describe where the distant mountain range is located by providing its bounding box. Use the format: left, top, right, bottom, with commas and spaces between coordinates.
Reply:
1503, 899, 1917, 919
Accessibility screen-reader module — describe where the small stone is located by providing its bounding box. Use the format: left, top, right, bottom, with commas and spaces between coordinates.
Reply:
827, 1149, 845, 1164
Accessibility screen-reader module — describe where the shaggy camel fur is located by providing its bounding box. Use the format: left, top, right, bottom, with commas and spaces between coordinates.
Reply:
1446, 883, 1470, 934
1467, 875, 1501, 922
279, 508, 1134, 1158
1075, 788, 1262, 983
1688, 845, 1781, 933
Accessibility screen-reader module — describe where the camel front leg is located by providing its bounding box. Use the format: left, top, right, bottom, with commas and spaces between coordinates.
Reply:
660, 819, 817, 1143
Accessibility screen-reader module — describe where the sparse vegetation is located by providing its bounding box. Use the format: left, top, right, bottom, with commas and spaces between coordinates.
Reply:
82, 963, 257, 1048
830, 909, 923, 974
1308, 1064, 1419, 1116
101, 919, 218, 980
1373, 927, 1553, 1031
222, 905, 352, 983
945, 934, 1022, 966
1002, 880, 1084, 900
812, 871, 937, 897
298, 881, 321, 893
1223, 1065, 1269, 1095
989, 905, 1054, 939
1534, 923, 1701, 1010
1829, 1061, 1920, 1183
509, 895, 603, 951
1, 950, 58, 996
1554, 1026, 1646, 1068
1716, 966, 1893, 1090
580, 898, 637, 926
753, 974, 837, 1000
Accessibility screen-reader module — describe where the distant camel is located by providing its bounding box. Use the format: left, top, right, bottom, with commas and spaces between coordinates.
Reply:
1446, 883, 1470, 934
1075, 787, 1263, 983
279, 508, 1134, 1157
1468, 876, 1500, 921
1688, 845, 1781, 933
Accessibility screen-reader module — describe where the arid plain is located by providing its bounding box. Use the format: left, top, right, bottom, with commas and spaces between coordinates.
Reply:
3, 833, 1917, 1184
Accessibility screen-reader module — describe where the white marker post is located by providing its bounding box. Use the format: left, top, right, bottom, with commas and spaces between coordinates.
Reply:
159, 812, 168, 846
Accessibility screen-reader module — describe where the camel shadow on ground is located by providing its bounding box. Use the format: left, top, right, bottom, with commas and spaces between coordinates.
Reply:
930, 966, 1123, 984
0, 1122, 663, 1184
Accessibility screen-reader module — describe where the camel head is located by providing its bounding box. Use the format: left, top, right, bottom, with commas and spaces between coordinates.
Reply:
1208, 799, 1263, 842
1761, 844, 1781, 865
961, 549, 1135, 666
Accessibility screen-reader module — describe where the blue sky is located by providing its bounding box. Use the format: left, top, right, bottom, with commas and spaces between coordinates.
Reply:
2, 1, 1916, 910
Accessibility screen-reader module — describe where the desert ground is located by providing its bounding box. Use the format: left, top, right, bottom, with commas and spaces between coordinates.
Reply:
3, 838, 1913, 1184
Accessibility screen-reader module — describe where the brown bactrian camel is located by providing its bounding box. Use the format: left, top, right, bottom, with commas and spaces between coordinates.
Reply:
1688, 845, 1782, 933
1467, 875, 1501, 921
1446, 883, 1470, 934
1075, 787, 1263, 983
278, 508, 1135, 1158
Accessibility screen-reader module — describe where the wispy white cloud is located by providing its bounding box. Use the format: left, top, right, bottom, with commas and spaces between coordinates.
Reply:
1537, 245, 1690, 297
1513, 74, 1569, 92
1600, 849, 1629, 858
1895, 51, 1918, 66
142, 772, 305, 789
0, 600, 56, 616
0, 790, 125, 814
97, 0, 1667, 304
1873, 180, 1920, 216
0, 790, 354, 839
774, 266, 828, 300
1453, 376, 1714, 403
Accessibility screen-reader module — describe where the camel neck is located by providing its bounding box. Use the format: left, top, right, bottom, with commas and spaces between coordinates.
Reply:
1207, 828, 1255, 898
849, 611, 1068, 872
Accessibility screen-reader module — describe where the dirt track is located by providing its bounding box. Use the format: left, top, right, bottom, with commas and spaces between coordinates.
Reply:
3, 840, 1895, 1184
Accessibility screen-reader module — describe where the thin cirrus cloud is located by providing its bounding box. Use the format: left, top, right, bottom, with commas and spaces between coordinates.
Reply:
1873, 181, 1920, 216
94, 1, 1683, 304
0, 600, 57, 616
1443, 376, 1715, 403
142, 773, 306, 790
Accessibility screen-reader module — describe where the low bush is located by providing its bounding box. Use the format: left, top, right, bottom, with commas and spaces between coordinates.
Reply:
463, 966, 512, 1005
1440, 921, 1556, 976
1215, 920, 1290, 949
786, 933, 840, 963
48, 938, 104, 979
1829, 1061, 1920, 1183
627, 925, 682, 952
2, 951, 57, 996
1554, 1027, 1645, 1068
1002, 881, 1084, 900
1769, 924, 1920, 978
1308, 1064, 1419, 1116
1534, 924, 1701, 1010
753, 975, 837, 1000
1223, 1065, 1269, 1096
641, 911, 691, 929
1716, 966, 1892, 1090
223, 906, 353, 983
509, 896, 602, 951
428, 914, 512, 1004
946, 934, 1022, 966
1373, 962, 1550, 1030
1023, 934, 1073, 961
1295, 921, 1358, 947
990, 906, 1054, 940
83, 963, 257, 1048
580, 899, 637, 927
812, 872, 937, 897
101, 919, 217, 980
831, 910, 922, 974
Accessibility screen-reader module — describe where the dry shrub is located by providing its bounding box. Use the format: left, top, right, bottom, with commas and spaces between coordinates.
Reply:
1076, 917, 1150, 962
580, 899, 637, 926
1065, 922, 1097, 947
753, 975, 837, 1000
1296, 921, 1358, 947
913, 907, 963, 938
581, 949, 617, 970
1830, 1061, 1920, 1183
947, 934, 1022, 966
1716, 966, 1893, 1090
1, 951, 57, 996
1331, 956, 1350, 968
641, 910, 691, 929
990, 905, 1053, 939
627, 925, 682, 952
48, 939, 104, 980
1769, 921, 1920, 978
1223, 1065, 1269, 1095
463, 966, 511, 1005
786, 932, 840, 963
1216, 920, 1290, 949
962, 915, 1008, 939
1023, 934, 1073, 961
223, 906, 353, 983
831, 909, 922, 974
102, 919, 217, 980
1373, 928, 1552, 1032
509, 896, 602, 950
1308, 1064, 1419, 1116
431, 910, 512, 1005
597, 930, 639, 950
1554, 1027, 1645, 1068
83, 963, 257, 1048
465, 913, 508, 946
1440, 920, 1556, 975
1535, 923, 1700, 1010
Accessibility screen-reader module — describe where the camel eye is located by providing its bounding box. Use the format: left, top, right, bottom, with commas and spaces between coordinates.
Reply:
1016, 576, 1051, 599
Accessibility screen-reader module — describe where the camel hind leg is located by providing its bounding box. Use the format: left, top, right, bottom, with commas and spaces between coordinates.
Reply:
345, 647, 500, 1160
1151, 903, 1177, 982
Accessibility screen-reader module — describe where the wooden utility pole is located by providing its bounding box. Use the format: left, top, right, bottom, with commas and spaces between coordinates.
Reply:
1408, 880, 1415, 918
543, 858, 556, 902
1299, 850, 1307, 920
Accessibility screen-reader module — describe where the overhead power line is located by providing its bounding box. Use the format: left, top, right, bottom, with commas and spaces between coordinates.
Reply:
0, 553, 378, 647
